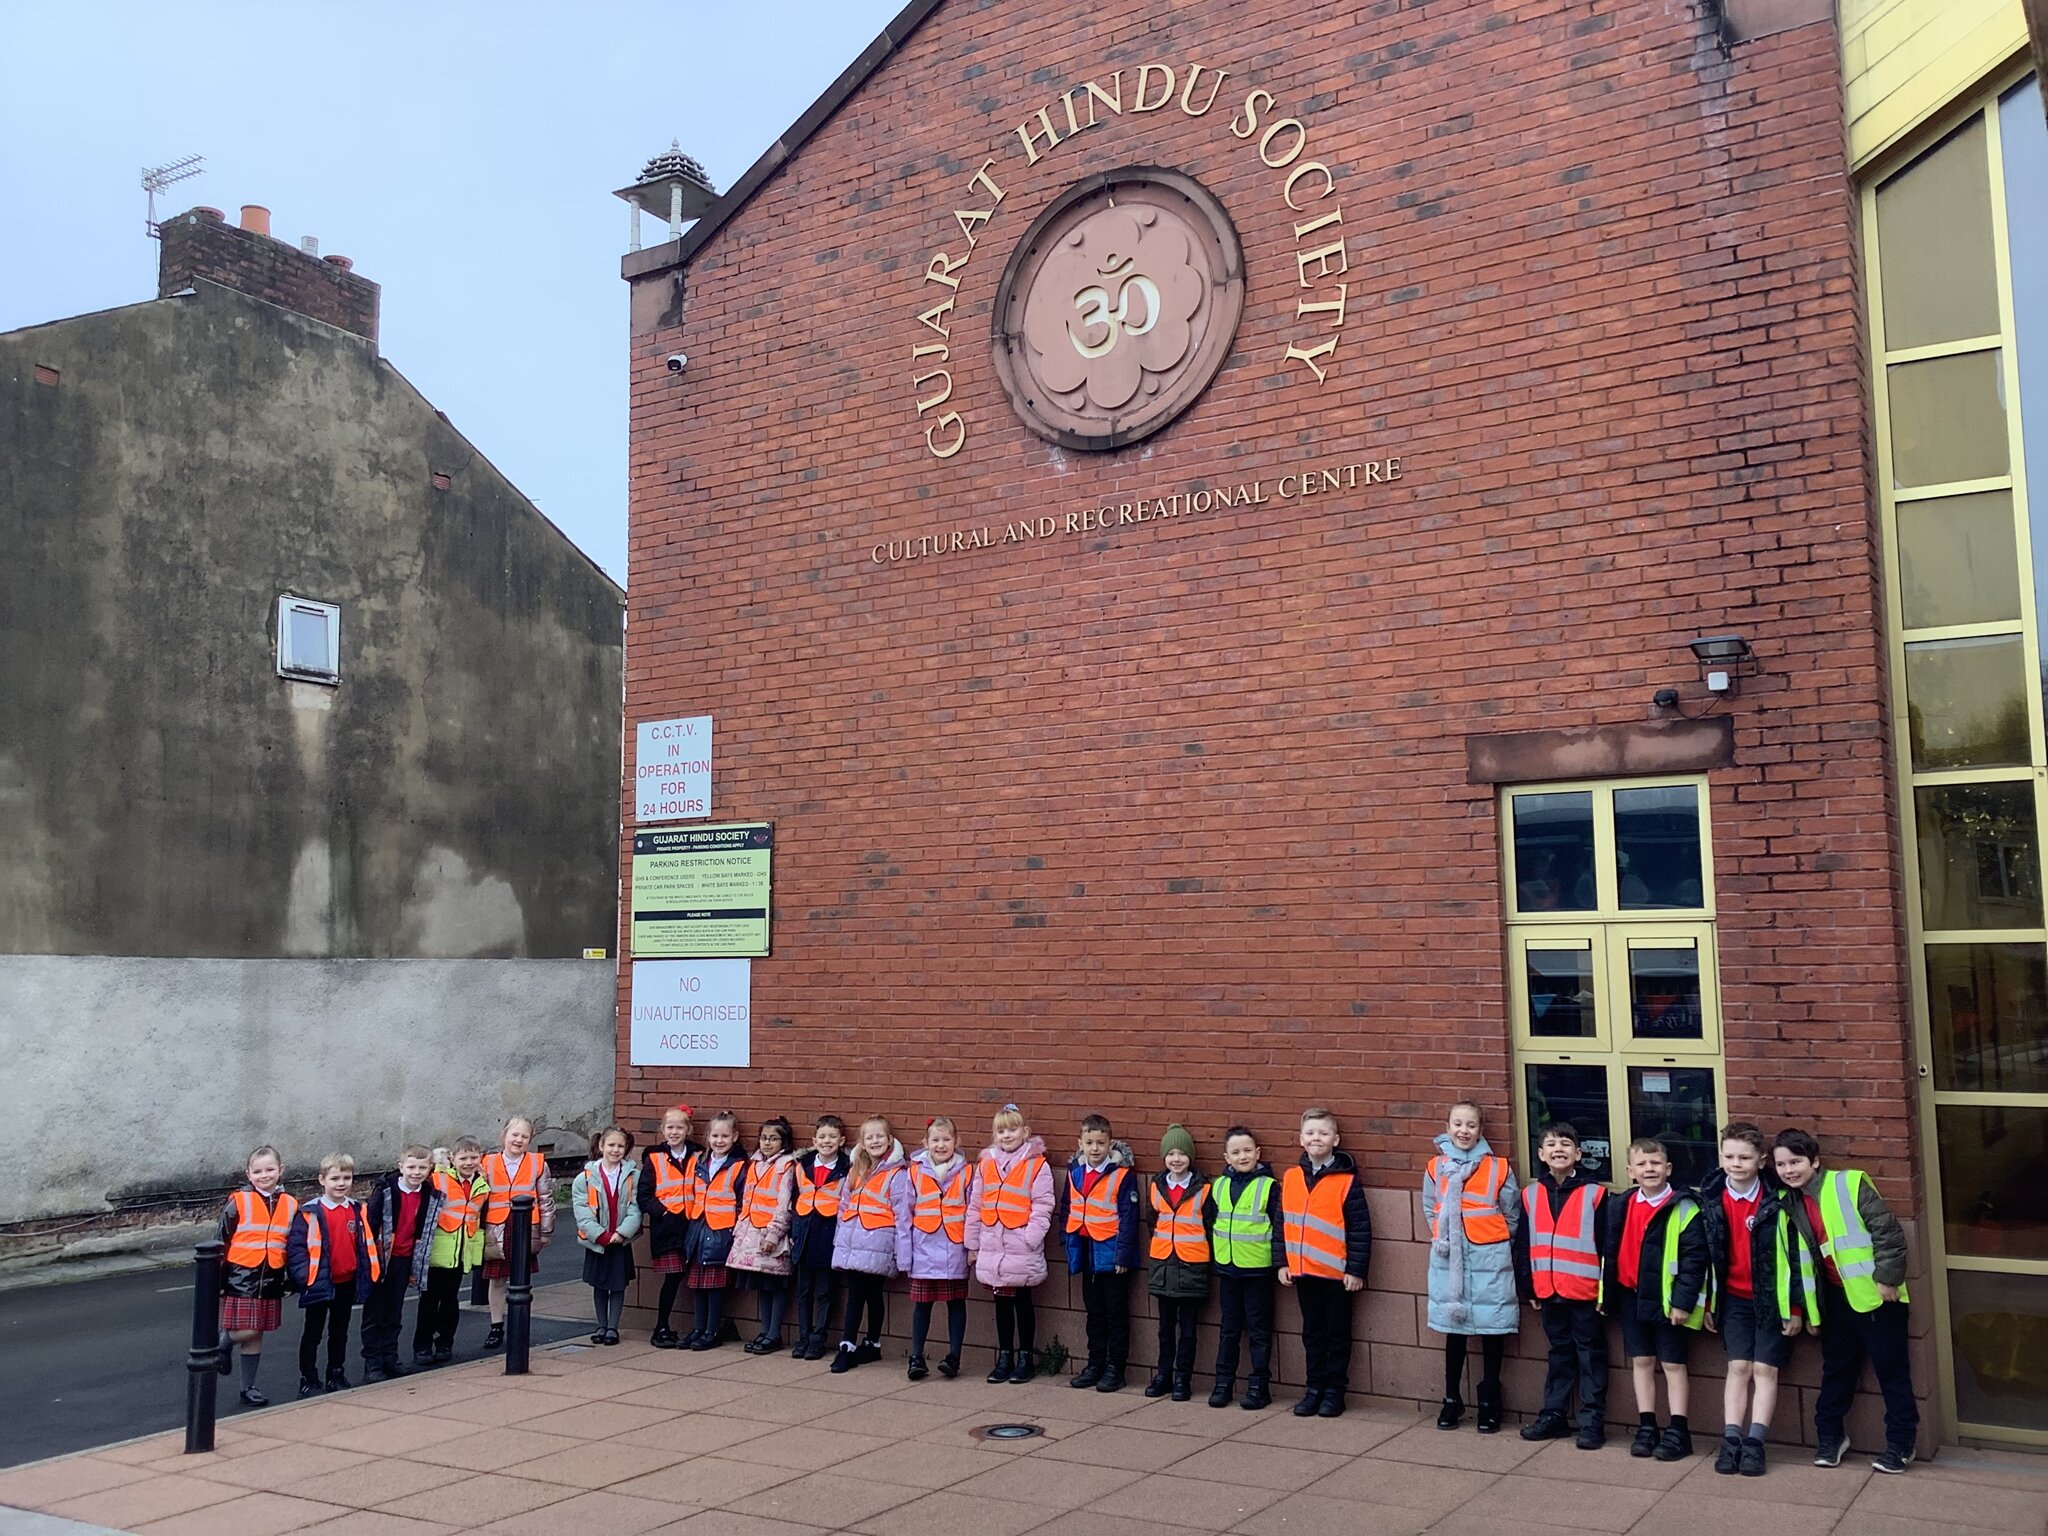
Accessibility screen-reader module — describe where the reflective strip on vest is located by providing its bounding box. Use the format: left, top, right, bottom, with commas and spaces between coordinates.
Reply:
1769, 1202, 1814, 1326
795, 1162, 842, 1218
432, 1170, 478, 1236
693, 1156, 742, 1231
912, 1163, 969, 1242
1281, 1167, 1352, 1280
743, 1159, 792, 1230
483, 1153, 544, 1228
1430, 1155, 1512, 1246
303, 1202, 382, 1286
1064, 1166, 1126, 1241
978, 1153, 1043, 1229
647, 1151, 692, 1216
848, 1167, 897, 1230
225, 1190, 297, 1269
1818, 1169, 1905, 1312
1210, 1175, 1274, 1269
1523, 1182, 1603, 1302
1148, 1179, 1210, 1262
1658, 1199, 1707, 1330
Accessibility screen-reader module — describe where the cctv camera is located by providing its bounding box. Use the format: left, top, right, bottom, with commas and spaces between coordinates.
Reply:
666, 353, 688, 374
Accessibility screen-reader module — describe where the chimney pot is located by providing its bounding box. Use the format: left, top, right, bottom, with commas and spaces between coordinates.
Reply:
324, 254, 354, 272
194, 206, 224, 222
239, 204, 271, 237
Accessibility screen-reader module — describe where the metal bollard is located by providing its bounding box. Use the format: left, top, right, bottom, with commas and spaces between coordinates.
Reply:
504, 1194, 534, 1375
185, 1239, 224, 1454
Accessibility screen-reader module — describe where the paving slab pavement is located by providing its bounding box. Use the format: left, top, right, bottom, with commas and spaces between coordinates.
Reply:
0, 1331, 2040, 1535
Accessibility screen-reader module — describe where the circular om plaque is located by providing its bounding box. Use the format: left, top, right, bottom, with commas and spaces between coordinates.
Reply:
992, 168, 1245, 452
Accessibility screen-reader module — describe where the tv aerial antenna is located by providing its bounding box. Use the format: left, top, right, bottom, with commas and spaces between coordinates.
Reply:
141, 155, 206, 237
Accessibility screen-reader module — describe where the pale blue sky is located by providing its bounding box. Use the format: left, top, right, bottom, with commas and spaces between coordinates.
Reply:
0, 2, 906, 584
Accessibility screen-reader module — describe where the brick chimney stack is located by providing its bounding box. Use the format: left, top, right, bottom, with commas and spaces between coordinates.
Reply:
157, 205, 380, 344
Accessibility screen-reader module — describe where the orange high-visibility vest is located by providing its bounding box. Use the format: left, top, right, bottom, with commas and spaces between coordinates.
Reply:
302, 1201, 382, 1286
1149, 1179, 1211, 1263
844, 1165, 899, 1231
1429, 1154, 1512, 1246
742, 1158, 792, 1230
911, 1161, 969, 1242
690, 1154, 742, 1231
483, 1152, 544, 1229
795, 1159, 842, 1218
978, 1153, 1044, 1229
432, 1170, 479, 1236
1281, 1166, 1353, 1279
224, 1189, 298, 1269
646, 1150, 692, 1216
1523, 1182, 1604, 1302
1065, 1165, 1127, 1241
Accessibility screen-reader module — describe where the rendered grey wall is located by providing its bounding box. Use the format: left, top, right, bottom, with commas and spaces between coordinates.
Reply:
0, 956, 616, 1223
0, 286, 623, 960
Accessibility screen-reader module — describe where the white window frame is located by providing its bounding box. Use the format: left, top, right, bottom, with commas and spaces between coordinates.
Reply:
276, 595, 341, 684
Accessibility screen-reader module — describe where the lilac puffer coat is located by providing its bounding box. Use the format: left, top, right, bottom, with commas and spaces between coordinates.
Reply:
830, 1139, 906, 1277
894, 1150, 973, 1280
965, 1136, 1054, 1291
728, 1150, 797, 1276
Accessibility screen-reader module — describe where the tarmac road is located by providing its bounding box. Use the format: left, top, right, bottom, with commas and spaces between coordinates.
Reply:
0, 1265, 588, 1468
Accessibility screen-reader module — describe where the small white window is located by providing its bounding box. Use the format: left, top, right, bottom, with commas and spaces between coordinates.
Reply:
276, 596, 341, 683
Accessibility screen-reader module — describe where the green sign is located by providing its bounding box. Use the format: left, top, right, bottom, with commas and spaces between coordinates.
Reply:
630, 822, 772, 958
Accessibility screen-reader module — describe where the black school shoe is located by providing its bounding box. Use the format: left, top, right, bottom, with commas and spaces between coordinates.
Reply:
601, 1330, 620, 1346
1715, 1436, 1743, 1474
323, 1368, 351, 1393
297, 1375, 322, 1399
1575, 1422, 1605, 1450
907, 1354, 929, 1381
1008, 1356, 1036, 1384
938, 1354, 960, 1379
432, 1344, 453, 1365
1316, 1390, 1346, 1418
1145, 1367, 1173, 1398
1293, 1389, 1325, 1417
1208, 1377, 1234, 1408
1521, 1411, 1571, 1441
1437, 1397, 1464, 1430
1631, 1421, 1661, 1457
850, 1339, 883, 1366
483, 1324, 505, 1350
1096, 1367, 1127, 1393
1070, 1361, 1105, 1389
1241, 1377, 1271, 1411
987, 1351, 1014, 1383
829, 1342, 858, 1373
412, 1348, 436, 1368
1740, 1439, 1766, 1476
652, 1327, 682, 1349
1653, 1423, 1693, 1461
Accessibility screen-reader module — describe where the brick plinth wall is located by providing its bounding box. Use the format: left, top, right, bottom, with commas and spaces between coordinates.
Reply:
158, 210, 379, 343
622, 0, 1934, 1450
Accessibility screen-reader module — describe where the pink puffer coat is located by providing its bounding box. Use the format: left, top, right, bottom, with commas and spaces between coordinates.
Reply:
830, 1140, 907, 1277
894, 1150, 972, 1280
728, 1150, 796, 1276
965, 1135, 1054, 1290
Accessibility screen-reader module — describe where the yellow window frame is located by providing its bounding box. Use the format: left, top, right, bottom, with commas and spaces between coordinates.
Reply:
1503, 777, 1717, 924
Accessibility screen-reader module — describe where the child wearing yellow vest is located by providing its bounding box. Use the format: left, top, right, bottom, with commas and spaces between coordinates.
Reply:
1206, 1125, 1283, 1410
1145, 1123, 1211, 1401
1773, 1127, 1917, 1474
412, 1137, 487, 1366
894, 1116, 973, 1380
215, 1144, 299, 1405
1424, 1101, 1521, 1433
1597, 1137, 1709, 1461
1278, 1107, 1371, 1418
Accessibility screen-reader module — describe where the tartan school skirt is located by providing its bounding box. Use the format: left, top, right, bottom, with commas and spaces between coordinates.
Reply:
649, 1251, 687, 1273
684, 1261, 728, 1290
908, 1276, 968, 1304
480, 1250, 542, 1281
219, 1295, 283, 1332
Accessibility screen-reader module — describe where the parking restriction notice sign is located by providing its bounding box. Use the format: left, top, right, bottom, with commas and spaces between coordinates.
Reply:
630, 822, 772, 958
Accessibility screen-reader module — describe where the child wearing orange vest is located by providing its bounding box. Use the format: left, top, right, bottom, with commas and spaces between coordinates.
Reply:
1145, 1123, 1211, 1402
215, 1144, 299, 1406
730, 1116, 798, 1353
481, 1116, 555, 1350
681, 1110, 750, 1350
284, 1153, 380, 1397
1060, 1113, 1141, 1392
412, 1137, 488, 1366
639, 1104, 700, 1348
894, 1116, 973, 1380
789, 1115, 849, 1359
829, 1116, 907, 1371
1425, 1101, 1521, 1433
1511, 1121, 1609, 1449
1279, 1107, 1371, 1418
965, 1104, 1054, 1384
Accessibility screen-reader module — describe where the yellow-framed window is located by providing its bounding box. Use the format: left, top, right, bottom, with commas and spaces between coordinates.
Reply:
1504, 778, 1725, 1188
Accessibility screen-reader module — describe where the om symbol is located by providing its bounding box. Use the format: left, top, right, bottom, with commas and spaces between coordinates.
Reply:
1071, 261, 1162, 360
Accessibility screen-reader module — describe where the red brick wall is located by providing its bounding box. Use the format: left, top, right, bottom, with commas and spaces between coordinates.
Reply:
622, 0, 1911, 1211
158, 210, 379, 342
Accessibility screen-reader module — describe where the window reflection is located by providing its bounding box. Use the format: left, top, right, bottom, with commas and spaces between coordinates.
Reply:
1898, 490, 2020, 629
1888, 350, 2010, 489
1613, 785, 1704, 909
1937, 1104, 2048, 1262
1875, 115, 2000, 351
1525, 1063, 1611, 1179
1513, 792, 1596, 913
1948, 1269, 2048, 1432
1905, 635, 2032, 770
1926, 943, 2048, 1094
1628, 943, 1703, 1041
1526, 945, 1596, 1038
1626, 1067, 1718, 1190
1915, 782, 2044, 930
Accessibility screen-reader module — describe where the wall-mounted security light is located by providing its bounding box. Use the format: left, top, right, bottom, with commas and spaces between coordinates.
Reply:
1687, 633, 1756, 696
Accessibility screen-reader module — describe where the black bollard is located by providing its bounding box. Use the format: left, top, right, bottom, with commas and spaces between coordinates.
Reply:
504, 1193, 534, 1375
185, 1239, 224, 1454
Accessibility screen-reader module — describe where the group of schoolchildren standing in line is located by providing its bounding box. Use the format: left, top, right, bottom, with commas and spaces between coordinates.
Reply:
210, 1097, 1920, 1479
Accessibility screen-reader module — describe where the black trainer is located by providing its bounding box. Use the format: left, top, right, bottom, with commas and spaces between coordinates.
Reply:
1144, 1367, 1172, 1398
1872, 1447, 1913, 1475
238, 1387, 269, 1407
1520, 1411, 1571, 1441
938, 1354, 960, 1379
1208, 1377, 1234, 1408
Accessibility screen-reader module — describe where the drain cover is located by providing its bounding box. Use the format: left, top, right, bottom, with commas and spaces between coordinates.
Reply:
975, 1423, 1044, 1441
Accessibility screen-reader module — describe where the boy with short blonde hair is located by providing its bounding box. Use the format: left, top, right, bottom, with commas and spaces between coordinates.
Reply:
1279, 1107, 1371, 1418
413, 1137, 488, 1366
1598, 1137, 1708, 1460
1060, 1113, 1139, 1391
285, 1154, 380, 1396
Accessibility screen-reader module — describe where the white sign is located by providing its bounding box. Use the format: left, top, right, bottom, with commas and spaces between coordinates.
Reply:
630, 958, 750, 1067
635, 715, 712, 822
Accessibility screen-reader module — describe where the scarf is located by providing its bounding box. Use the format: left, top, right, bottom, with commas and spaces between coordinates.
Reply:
1430, 1133, 1489, 1327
